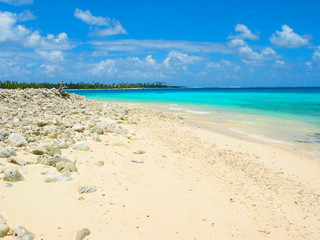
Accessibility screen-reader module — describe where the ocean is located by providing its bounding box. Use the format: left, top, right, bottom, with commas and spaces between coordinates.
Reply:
67, 88, 320, 152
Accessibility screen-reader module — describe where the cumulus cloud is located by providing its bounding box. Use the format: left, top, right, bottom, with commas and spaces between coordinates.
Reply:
0, 11, 31, 42
163, 51, 204, 67
24, 32, 71, 50
0, 0, 33, 5
90, 59, 117, 76
270, 25, 311, 48
74, 8, 127, 36
238, 46, 279, 65
0, 10, 71, 50
90, 51, 203, 78
90, 55, 159, 77
36, 50, 64, 62
229, 24, 259, 40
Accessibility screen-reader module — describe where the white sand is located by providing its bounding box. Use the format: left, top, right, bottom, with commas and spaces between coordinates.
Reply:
1, 103, 320, 239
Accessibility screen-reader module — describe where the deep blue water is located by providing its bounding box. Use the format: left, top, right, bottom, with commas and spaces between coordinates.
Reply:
67, 88, 320, 150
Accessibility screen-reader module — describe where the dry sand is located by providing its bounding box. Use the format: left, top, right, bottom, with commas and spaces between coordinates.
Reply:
1, 99, 320, 239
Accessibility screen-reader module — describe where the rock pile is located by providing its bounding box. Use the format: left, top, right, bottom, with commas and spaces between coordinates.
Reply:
0, 88, 182, 238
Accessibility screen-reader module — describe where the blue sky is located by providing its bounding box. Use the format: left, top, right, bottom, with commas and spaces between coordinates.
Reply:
0, 0, 320, 87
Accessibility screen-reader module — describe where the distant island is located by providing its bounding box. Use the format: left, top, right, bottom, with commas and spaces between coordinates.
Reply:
0, 80, 182, 89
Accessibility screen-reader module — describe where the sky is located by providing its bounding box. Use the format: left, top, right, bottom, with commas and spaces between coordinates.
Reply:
0, 0, 320, 87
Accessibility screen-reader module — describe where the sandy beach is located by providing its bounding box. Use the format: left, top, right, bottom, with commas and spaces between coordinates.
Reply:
0, 89, 320, 240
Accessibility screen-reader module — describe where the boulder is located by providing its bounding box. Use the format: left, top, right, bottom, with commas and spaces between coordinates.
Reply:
7, 156, 27, 166
92, 133, 101, 142
13, 225, 35, 240
43, 144, 61, 157
0, 147, 16, 158
37, 155, 58, 166
55, 139, 68, 149
72, 141, 90, 151
8, 133, 27, 147
29, 146, 45, 155
56, 161, 77, 173
36, 120, 48, 127
3, 168, 24, 182
91, 121, 108, 135
72, 123, 85, 132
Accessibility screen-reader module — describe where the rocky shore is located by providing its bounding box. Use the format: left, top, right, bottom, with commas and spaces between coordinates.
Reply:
0, 88, 320, 240
0, 88, 180, 239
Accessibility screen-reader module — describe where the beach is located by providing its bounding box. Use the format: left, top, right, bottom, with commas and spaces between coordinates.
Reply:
0, 89, 320, 240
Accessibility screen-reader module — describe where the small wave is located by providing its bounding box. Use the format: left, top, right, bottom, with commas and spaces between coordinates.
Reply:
185, 109, 211, 115
241, 121, 254, 125
169, 107, 183, 111
229, 128, 293, 145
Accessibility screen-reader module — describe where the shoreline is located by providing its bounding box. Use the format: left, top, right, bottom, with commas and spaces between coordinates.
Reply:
92, 99, 320, 160
0, 89, 320, 239
104, 100, 320, 184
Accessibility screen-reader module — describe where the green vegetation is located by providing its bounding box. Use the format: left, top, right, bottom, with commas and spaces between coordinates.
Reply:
0, 81, 180, 89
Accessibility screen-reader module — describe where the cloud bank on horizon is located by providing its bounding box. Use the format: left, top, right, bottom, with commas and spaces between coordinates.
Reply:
0, 0, 319, 87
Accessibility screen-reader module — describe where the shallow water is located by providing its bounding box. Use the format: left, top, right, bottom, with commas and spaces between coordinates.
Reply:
67, 88, 320, 152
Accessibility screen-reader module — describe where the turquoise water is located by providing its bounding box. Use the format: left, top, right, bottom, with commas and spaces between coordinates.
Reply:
67, 88, 320, 151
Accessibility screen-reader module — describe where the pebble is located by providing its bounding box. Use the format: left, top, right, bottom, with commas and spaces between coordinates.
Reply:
95, 160, 104, 167
75, 228, 90, 240
0, 215, 9, 238
78, 185, 97, 194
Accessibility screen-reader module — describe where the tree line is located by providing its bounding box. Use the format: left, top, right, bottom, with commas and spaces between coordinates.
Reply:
0, 81, 180, 89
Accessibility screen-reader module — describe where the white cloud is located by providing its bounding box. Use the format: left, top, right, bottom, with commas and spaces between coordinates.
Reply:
312, 46, 320, 62
0, 10, 71, 50
228, 38, 247, 47
90, 59, 117, 76
90, 39, 231, 54
145, 55, 156, 66
239, 46, 279, 65
163, 51, 204, 67
0, 58, 31, 77
305, 61, 312, 69
17, 10, 36, 21
74, 9, 108, 26
273, 60, 285, 68
270, 25, 311, 48
38, 64, 63, 77
90, 51, 203, 79
74, 8, 127, 36
0, 11, 31, 42
36, 50, 64, 62
229, 24, 259, 40
206, 59, 240, 72
0, 0, 33, 5
24, 32, 71, 50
